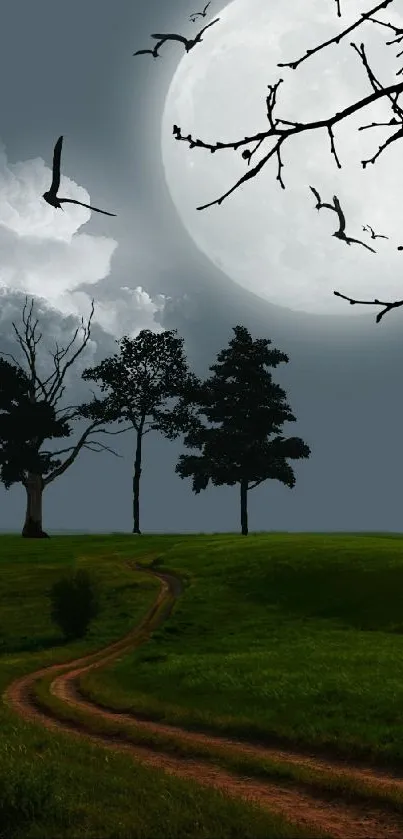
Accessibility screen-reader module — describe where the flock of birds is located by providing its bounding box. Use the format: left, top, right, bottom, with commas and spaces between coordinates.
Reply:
41, 0, 400, 260
309, 187, 389, 254
41, 4, 215, 219
133, 3, 218, 59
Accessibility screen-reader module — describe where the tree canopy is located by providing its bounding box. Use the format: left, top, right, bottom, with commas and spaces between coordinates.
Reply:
176, 325, 310, 534
81, 328, 200, 533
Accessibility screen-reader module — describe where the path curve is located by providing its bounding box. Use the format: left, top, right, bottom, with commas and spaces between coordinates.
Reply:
3, 561, 403, 839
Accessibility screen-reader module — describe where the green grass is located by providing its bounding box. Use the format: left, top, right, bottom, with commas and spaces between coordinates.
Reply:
79, 533, 403, 770
0, 533, 321, 839
32, 667, 403, 819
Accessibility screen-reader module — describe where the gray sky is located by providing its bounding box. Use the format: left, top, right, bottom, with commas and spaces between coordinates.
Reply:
0, 0, 402, 534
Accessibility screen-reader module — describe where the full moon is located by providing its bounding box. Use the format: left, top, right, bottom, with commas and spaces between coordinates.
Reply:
161, 0, 403, 316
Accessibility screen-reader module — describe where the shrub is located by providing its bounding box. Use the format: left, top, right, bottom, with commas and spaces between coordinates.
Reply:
49, 568, 100, 641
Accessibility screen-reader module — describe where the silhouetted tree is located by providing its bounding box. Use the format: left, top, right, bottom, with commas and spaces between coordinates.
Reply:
172, 0, 403, 321
0, 298, 122, 538
0, 358, 70, 494
176, 326, 310, 535
81, 329, 199, 535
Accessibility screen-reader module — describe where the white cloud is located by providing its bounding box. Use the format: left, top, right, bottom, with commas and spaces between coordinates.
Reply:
0, 141, 166, 338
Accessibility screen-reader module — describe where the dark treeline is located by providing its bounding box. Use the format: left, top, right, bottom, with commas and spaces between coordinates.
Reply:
0, 298, 310, 537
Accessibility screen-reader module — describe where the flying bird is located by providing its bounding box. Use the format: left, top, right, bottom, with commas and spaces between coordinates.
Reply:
309, 187, 376, 253
133, 41, 163, 58
42, 136, 116, 217
362, 224, 389, 240
189, 2, 211, 23
134, 17, 220, 59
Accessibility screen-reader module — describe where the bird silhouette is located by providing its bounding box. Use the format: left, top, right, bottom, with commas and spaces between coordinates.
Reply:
134, 17, 220, 59
133, 41, 163, 58
189, 2, 211, 23
362, 224, 389, 240
42, 136, 116, 216
309, 187, 375, 253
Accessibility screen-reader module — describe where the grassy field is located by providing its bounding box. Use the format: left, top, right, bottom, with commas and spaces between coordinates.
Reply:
79, 532, 403, 769
0, 533, 324, 839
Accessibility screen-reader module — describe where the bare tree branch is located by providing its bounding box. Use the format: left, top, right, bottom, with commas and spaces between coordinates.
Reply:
2, 297, 96, 411
41, 424, 131, 458
82, 440, 123, 457
350, 41, 403, 167
168, 0, 403, 325
367, 13, 403, 72
173, 74, 403, 210
88, 425, 132, 436
248, 478, 265, 490
367, 14, 403, 34
42, 420, 99, 486
278, 0, 392, 71
333, 290, 403, 322
11, 298, 47, 400
44, 300, 95, 407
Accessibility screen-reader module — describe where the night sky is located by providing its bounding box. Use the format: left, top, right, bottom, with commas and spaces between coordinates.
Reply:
0, 0, 402, 534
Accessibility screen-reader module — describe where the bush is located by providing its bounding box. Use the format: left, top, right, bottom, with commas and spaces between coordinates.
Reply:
49, 568, 100, 641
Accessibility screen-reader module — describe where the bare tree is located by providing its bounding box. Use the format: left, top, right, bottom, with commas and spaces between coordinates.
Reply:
0, 298, 125, 537
171, 0, 403, 321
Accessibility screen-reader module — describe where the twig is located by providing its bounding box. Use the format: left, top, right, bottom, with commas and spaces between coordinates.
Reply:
277, 1, 392, 71
333, 290, 403, 322
173, 76, 403, 210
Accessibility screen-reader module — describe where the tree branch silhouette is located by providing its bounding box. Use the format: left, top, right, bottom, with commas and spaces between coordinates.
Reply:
174, 77, 403, 210
278, 0, 392, 71
0, 297, 123, 536
173, 1, 403, 211
172, 0, 403, 323
368, 13, 403, 74
333, 290, 403, 322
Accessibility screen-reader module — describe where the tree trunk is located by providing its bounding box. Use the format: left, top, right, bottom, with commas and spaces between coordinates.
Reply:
240, 479, 248, 536
132, 429, 143, 535
22, 473, 49, 538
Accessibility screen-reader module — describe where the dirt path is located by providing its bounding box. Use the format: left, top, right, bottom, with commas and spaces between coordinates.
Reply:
4, 561, 403, 839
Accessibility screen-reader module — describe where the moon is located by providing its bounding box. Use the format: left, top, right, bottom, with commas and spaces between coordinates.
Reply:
161, 0, 403, 317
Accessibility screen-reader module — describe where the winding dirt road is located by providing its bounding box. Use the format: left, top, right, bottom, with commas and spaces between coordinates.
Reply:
4, 561, 403, 839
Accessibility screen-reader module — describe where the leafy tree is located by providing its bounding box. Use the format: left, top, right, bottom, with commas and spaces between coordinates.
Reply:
176, 325, 310, 535
0, 298, 122, 538
173, 0, 403, 322
81, 329, 199, 534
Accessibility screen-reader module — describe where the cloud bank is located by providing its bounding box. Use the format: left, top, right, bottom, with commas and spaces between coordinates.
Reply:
0, 141, 166, 339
